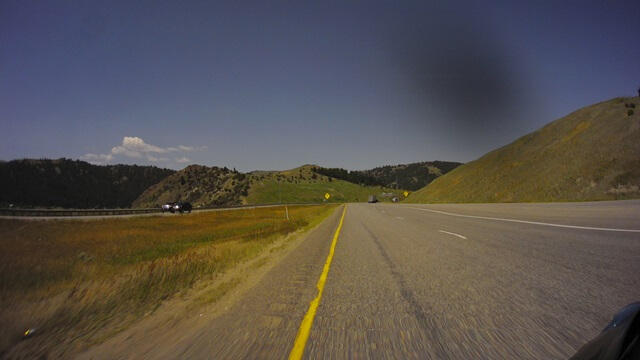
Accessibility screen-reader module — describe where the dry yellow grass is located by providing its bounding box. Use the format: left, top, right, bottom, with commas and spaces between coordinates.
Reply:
0, 205, 336, 357
408, 97, 640, 203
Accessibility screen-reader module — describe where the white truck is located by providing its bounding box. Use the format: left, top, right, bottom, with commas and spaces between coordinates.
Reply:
368, 195, 378, 203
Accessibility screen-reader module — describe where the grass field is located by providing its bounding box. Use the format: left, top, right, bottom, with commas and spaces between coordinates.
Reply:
247, 178, 399, 203
0, 205, 337, 357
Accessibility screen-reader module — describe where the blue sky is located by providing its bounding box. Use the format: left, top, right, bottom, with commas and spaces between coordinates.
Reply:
1, 1, 638, 171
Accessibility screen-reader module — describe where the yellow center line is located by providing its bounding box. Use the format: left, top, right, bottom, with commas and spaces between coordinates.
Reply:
289, 204, 348, 360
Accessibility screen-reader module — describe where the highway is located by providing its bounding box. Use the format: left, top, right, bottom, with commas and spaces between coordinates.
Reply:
81, 201, 640, 359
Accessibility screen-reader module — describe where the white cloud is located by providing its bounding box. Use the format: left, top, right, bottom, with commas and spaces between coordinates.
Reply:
80, 153, 113, 165
122, 136, 167, 153
84, 136, 204, 165
81, 153, 113, 161
111, 146, 142, 158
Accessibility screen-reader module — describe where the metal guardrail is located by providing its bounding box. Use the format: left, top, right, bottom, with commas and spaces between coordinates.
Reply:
0, 203, 322, 217
0, 208, 161, 217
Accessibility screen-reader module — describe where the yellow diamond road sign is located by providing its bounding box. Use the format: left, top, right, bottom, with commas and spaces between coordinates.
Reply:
404, 191, 409, 197
324, 193, 330, 200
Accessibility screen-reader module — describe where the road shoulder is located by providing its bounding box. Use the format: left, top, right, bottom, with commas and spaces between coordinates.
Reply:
76, 205, 344, 359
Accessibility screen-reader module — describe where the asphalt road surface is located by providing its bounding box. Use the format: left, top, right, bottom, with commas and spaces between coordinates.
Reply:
82, 201, 640, 359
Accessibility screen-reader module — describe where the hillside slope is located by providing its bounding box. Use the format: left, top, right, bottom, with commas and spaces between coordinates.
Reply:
408, 97, 640, 203
361, 161, 462, 191
248, 165, 401, 203
308, 161, 461, 190
133, 165, 249, 208
0, 159, 174, 208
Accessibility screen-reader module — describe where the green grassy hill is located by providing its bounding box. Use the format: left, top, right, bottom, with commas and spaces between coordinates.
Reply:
247, 165, 401, 203
134, 164, 403, 207
407, 97, 640, 203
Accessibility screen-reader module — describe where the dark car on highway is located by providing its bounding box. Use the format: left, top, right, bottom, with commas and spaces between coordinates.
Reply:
172, 202, 192, 213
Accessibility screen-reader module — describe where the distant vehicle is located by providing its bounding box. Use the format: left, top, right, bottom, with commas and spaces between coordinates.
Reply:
161, 202, 177, 213
368, 195, 378, 203
172, 202, 192, 213
161, 202, 192, 213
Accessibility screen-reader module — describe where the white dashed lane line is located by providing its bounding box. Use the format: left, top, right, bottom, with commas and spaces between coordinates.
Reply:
396, 217, 405, 220
438, 230, 467, 239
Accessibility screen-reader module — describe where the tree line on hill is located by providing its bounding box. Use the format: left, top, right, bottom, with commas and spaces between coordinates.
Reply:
0, 159, 175, 208
311, 161, 462, 191
310, 167, 382, 187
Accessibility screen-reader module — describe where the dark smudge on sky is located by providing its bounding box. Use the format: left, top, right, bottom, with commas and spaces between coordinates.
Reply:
383, 3, 530, 145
